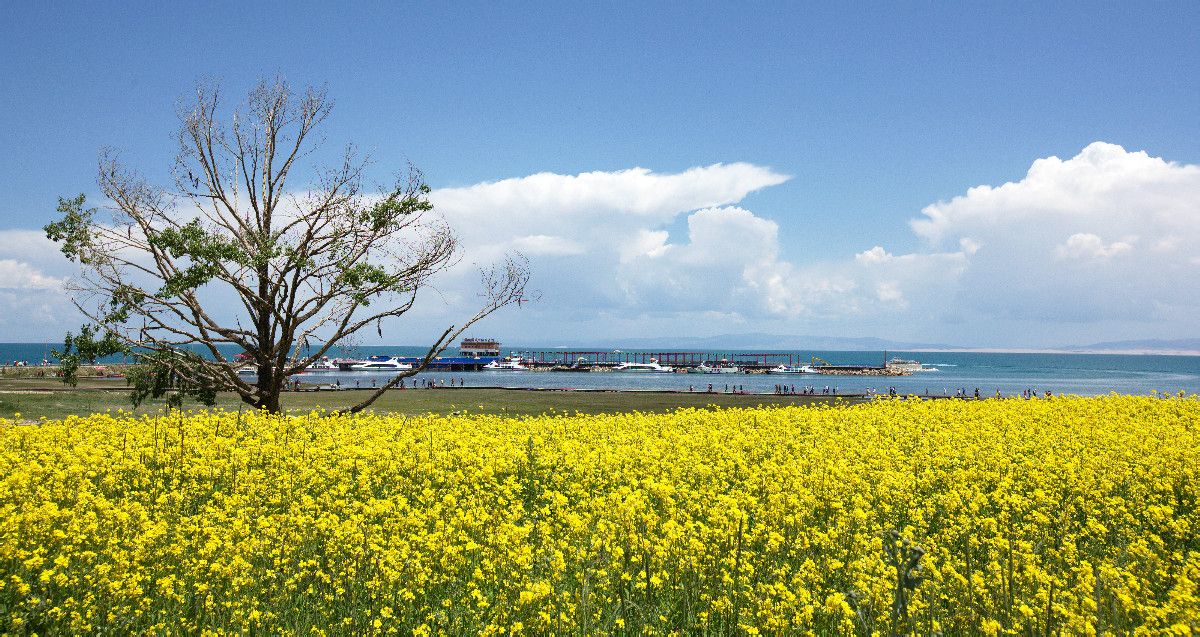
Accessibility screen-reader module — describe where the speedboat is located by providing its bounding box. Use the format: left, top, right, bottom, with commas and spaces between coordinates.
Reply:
484, 357, 527, 371
690, 363, 740, 374
770, 364, 818, 374
612, 360, 674, 373
349, 357, 414, 371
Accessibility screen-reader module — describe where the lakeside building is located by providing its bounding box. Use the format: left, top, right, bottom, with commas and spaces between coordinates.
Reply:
460, 338, 501, 358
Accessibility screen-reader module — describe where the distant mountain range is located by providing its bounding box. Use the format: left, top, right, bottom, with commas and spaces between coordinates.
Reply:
1062, 338, 1200, 354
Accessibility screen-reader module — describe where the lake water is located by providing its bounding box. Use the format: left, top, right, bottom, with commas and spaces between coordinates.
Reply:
4, 343, 1198, 397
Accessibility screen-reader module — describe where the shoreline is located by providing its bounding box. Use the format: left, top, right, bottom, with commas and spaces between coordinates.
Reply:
1, 381, 883, 399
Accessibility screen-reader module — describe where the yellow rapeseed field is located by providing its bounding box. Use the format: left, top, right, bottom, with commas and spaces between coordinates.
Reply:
1, 396, 1198, 635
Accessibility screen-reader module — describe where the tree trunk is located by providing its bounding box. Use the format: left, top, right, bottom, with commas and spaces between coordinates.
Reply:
257, 392, 281, 413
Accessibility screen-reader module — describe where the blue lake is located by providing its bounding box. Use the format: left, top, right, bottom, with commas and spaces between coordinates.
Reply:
4, 343, 1198, 397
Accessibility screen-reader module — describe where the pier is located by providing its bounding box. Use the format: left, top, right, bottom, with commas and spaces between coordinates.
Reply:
332, 341, 917, 376
484, 350, 910, 375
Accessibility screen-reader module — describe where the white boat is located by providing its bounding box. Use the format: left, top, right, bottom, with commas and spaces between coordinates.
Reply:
484, 357, 528, 371
349, 357, 414, 371
690, 363, 740, 374
302, 357, 341, 371
236, 366, 256, 376
885, 358, 936, 373
770, 364, 818, 374
612, 360, 674, 373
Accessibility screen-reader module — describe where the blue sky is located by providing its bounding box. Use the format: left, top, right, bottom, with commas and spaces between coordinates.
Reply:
1, 2, 1198, 347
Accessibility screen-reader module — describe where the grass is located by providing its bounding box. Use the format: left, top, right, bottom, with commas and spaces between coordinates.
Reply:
0, 376, 854, 421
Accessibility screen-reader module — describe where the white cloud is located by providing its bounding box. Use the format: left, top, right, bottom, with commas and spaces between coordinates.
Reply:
423, 143, 1200, 344
436, 163, 790, 222
0, 257, 75, 341
615, 206, 788, 312
1055, 233, 1134, 260
0, 231, 103, 340
510, 234, 587, 257
832, 246, 968, 316
8, 165, 792, 342
432, 163, 789, 262
427, 164, 796, 323
0, 259, 64, 290
700, 143, 1193, 343
619, 230, 671, 262
5, 143, 1197, 346
0, 230, 64, 265
911, 142, 1200, 245
874, 281, 904, 304
897, 142, 1200, 325
855, 246, 890, 265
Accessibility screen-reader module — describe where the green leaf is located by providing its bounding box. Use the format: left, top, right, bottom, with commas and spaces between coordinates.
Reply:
52, 325, 128, 387
44, 194, 96, 263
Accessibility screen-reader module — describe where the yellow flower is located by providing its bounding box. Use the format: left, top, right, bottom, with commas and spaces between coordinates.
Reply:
0, 396, 1195, 634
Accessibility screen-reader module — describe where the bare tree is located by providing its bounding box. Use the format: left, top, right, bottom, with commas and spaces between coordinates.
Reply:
46, 78, 528, 413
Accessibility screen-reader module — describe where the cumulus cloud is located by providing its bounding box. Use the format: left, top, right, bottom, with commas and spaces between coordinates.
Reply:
436, 163, 790, 222
0, 231, 73, 297
0, 259, 64, 290
10, 164, 793, 342
900, 142, 1200, 325
1055, 233, 1134, 260
422, 143, 1199, 343
615, 206, 787, 311
427, 163, 798, 327
911, 142, 1200, 245
509, 235, 587, 257
835, 246, 968, 315
0, 230, 66, 266
0, 234, 78, 340
5, 143, 1197, 345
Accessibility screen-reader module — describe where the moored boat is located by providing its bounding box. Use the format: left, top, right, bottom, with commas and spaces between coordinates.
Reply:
689, 362, 740, 374
302, 357, 341, 372
770, 364, 819, 374
349, 356, 414, 371
484, 357, 528, 371
612, 360, 674, 373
